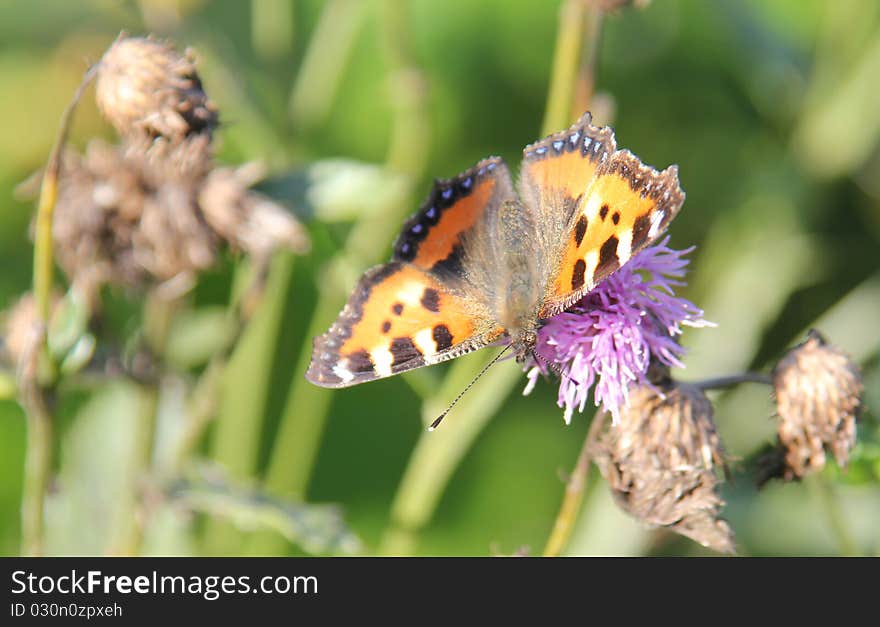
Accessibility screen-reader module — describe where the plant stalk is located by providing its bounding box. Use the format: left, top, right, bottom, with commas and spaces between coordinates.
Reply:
21, 64, 97, 556
542, 411, 606, 557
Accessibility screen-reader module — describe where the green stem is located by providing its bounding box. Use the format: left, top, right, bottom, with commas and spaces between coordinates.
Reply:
692, 372, 773, 391
201, 254, 296, 554
542, 411, 605, 557
21, 64, 97, 556
380, 358, 523, 556
250, 0, 294, 61
288, 0, 368, 129
108, 294, 176, 555
572, 1, 604, 117
541, 0, 588, 136
20, 390, 52, 556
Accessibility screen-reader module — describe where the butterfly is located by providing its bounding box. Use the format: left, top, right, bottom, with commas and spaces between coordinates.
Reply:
306, 111, 685, 390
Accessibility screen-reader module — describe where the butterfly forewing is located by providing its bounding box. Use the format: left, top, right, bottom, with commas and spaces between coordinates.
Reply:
537, 147, 685, 318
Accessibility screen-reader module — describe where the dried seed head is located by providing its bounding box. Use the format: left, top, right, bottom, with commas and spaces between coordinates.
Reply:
52, 139, 218, 300
769, 329, 862, 481
96, 35, 218, 145
199, 164, 311, 259
48, 139, 311, 302
35, 35, 309, 302
590, 382, 734, 553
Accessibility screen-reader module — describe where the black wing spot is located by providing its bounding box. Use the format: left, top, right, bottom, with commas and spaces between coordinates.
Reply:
420, 287, 440, 312
572, 259, 587, 290
390, 337, 422, 368
381, 320, 391, 334
347, 350, 375, 374
433, 324, 453, 351
392, 303, 404, 316
597, 235, 620, 278
574, 215, 588, 247
612, 211, 620, 225
599, 204, 609, 221
632, 213, 651, 250
430, 243, 464, 280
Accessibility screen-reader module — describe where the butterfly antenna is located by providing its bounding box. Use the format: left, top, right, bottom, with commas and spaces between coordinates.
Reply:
531, 349, 584, 387
429, 344, 514, 431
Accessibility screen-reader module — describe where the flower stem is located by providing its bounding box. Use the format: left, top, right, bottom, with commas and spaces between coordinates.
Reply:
178, 255, 278, 480
20, 64, 97, 556
542, 411, 606, 557
379, 357, 522, 556
542, 0, 587, 135
288, 0, 367, 129
20, 388, 52, 556
33, 65, 97, 324
691, 372, 773, 390
108, 293, 177, 555
572, 1, 605, 117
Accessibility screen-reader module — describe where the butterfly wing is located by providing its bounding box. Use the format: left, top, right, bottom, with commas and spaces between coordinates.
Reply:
307, 158, 515, 388
519, 112, 685, 319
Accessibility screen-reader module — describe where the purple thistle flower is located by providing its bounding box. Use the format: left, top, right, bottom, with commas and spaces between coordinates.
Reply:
523, 236, 712, 424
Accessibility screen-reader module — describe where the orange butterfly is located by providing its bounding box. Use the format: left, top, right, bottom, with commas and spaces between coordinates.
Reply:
306, 112, 684, 390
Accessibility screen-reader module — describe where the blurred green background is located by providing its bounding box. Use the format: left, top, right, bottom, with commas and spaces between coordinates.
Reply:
1, 0, 879, 556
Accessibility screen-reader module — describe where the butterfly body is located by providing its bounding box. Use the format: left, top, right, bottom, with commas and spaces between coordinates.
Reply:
306, 112, 685, 388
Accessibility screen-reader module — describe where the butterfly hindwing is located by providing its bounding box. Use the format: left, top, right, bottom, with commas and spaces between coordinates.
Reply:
539, 148, 685, 317
307, 158, 514, 388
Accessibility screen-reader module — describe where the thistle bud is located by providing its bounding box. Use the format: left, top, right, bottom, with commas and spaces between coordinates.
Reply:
96, 35, 218, 144
590, 382, 734, 553
768, 330, 862, 481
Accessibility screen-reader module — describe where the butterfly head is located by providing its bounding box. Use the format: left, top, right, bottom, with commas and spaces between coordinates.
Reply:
510, 328, 538, 365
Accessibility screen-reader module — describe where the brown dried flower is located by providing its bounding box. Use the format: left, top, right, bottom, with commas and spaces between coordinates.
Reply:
51, 139, 307, 301
199, 164, 311, 260
96, 34, 218, 145
589, 382, 735, 553
52, 140, 216, 298
44, 33, 309, 302
768, 329, 862, 482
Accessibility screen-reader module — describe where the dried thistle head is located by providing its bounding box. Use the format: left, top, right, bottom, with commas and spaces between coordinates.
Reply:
768, 330, 862, 482
199, 163, 311, 260
96, 34, 218, 145
52, 140, 218, 301
53, 141, 149, 297
39, 33, 309, 303
589, 382, 735, 553
50, 139, 309, 302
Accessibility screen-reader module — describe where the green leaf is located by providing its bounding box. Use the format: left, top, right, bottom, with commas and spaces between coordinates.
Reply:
170, 466, 362, 556
165, 306, 233, 370
259, 159, 409, 223
47, 287, 90, 362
